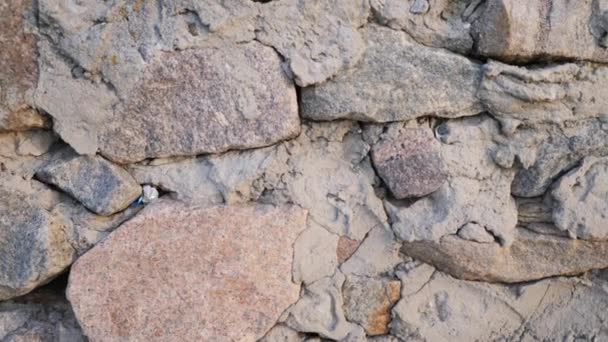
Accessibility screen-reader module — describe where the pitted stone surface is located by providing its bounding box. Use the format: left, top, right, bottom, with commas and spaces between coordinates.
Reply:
67, 201, 306, 341
551, 157, 608, 240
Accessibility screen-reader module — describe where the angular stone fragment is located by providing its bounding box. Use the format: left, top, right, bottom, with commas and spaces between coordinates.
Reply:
494, 119, 608, 197
293, 222, 339, 285
257, 0, 369, 86
36, 148, 141, 216
67, 201, 306, 341
96, 42, 299, 163
35, 40, 119, 155
0, 176, 75, 300
551, 157, 608, 240
301, 24, 483, 122
402, 228, 608, 283
371, 0, 482, 54
337, 236, 362, 264
343, 275, 401, 336
0, 287, 85, 341
340, 225, 402, 277
386, 116, 517, 244
0, 0, 49, 132
284, 272, 358, 340
479, 61, 608, 129
372, 128, 446, 198
473, 0, 608, 63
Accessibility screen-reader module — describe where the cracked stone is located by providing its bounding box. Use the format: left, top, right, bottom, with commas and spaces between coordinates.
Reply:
67, 201, 306, 341
284, 272, 358, 340
457, 222, 496, 243
301, 24, 483, 123
343, 275, 401, 336
293, 222, 339, 285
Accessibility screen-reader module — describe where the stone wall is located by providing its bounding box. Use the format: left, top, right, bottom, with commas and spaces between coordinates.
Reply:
1, 0, 608, 341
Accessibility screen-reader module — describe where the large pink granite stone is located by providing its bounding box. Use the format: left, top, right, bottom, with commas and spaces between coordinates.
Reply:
67, 201, 307, 341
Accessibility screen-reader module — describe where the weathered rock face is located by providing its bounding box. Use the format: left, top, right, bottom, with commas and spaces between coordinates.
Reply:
392, 263, 608, 341
495, 119, 608, 197
96, 42, 299, 163
301, 25, 484, 122
257, 0, 368, 86
36, 148, 141, 216
372, 127, 446, 198
402, 228, 608, 283
551, 157, 608, 240
283, 272, 359, 340
0, 176, 75, 301
0, 0, 49, 132
479, 61, 608, 129
474, 0, 608, 63
386, 116, 518, 244
5, 0, 608, 339
371, 0, 482, 54
67, 201, 306, 341
343, 275, 401, 336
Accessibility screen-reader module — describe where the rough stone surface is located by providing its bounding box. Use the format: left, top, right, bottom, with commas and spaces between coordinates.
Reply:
36, 148, 141, 216
67, 201, 306, 341
479, 61, 608, 130
393, 264, 608, 341
301, 25, 483, 122
337, 236, 362, 264
0, 176, 75, 301
0, 0, 49, 132
551, 157, 608, 240
293, 222, 339, 285
343, 275, 401, 336
372, 127, 446, 198
340, 225, 402, 278
98, 42, 299, 163
402, 228, 608, 283
0, 286, 85, 341
371, 0, 482, 54
496, 119, 608, 197
387, 116, 518, 244
474, 0, 608, 63
0, 131, 57, 157
457, 222, 496, 243
283, 272, 358, 340
257, 0, 368, 86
